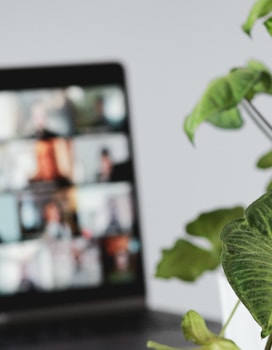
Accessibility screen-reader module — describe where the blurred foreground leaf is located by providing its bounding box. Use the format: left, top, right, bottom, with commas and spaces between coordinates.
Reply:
147, 311, 240, 350
182, 310, 240, 349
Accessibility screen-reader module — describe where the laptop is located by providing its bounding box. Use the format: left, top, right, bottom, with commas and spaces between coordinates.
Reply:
0, 62, 220, 349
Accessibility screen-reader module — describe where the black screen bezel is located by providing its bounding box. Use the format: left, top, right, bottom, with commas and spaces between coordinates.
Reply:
0, 62, 146, 312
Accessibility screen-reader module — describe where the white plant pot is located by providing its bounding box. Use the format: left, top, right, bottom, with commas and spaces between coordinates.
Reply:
217, 272, 266, 350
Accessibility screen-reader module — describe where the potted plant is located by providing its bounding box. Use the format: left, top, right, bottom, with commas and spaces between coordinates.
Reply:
147, 1, 272, 349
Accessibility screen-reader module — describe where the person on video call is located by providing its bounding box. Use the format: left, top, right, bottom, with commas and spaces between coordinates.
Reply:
93, 95, 107, 126
29, 139, 72, 186
18, 261, 38, 292
30, 100, 59, 140
49, 90, 76, 136
43, 199, 72, 241
97, 147, 114, 182
104, 197, 122, 235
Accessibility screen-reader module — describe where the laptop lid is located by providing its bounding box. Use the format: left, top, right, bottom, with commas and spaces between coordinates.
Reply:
0, 62, 145, 321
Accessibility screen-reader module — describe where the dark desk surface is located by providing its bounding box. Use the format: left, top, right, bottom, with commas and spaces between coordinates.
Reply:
0, 309, 221, 350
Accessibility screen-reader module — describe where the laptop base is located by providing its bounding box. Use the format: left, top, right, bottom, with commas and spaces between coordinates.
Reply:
0, 308, 221, 350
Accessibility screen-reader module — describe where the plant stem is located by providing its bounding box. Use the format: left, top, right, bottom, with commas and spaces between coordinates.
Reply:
242, 99, 272, 142
264, 333, 272, 350
219, 299, 240, 337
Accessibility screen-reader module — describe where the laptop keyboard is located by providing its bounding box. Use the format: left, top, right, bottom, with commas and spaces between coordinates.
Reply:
0, 309, 186, 349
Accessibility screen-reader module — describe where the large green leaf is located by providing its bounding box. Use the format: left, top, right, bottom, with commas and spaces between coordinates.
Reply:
221, 190, 272, 338
242, 0, 272, 36
156, 207, 244, 282
184, 68, 261, 142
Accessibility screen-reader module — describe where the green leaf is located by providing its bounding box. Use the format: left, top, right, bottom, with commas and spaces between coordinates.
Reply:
245, 60, 272, 98
184, 61, 272, 142
206, 108, 243, 129
155, 239, 220, 282
242, 0, 272, 36
147, 311, 240, 350
186, 207, 244, 250
181, 310, 240, 349
221, 190, 272, 338
266, 179, 272, 191
256, 150, 272, 168
156, 207, 244, 282
184, 68, 261, 142
247, 60, 272, 73
264, 16, 272, 35
147, 340, 184, 350
182, 310, 217, 344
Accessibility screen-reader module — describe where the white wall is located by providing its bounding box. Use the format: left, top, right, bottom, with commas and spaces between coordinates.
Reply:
0, 0, 271, 321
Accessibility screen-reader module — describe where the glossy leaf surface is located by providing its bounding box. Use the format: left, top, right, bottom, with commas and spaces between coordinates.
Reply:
221, 191, 272, 337
156, 207, 244, 282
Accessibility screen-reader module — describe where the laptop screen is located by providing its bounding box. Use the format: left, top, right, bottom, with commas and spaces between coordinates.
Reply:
0, 62, 145, 314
